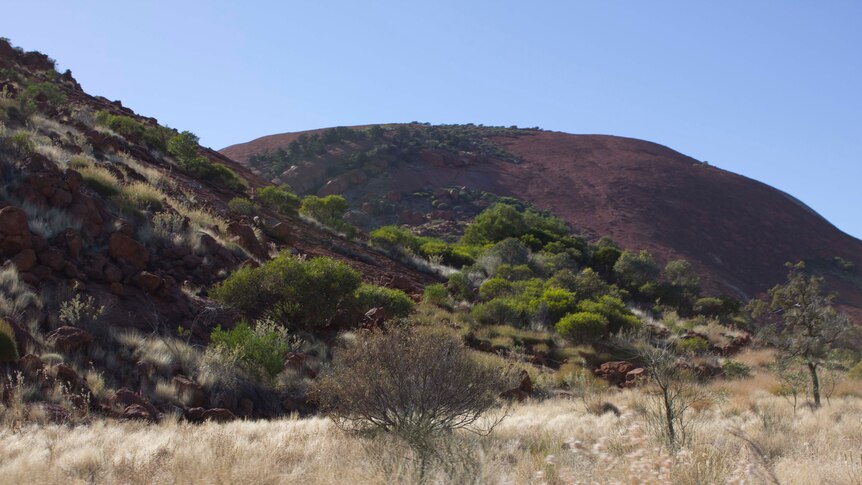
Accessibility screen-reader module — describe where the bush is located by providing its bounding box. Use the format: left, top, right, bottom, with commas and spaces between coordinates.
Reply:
257, 185, 299, 215
693, 297, 725, 317
0, 319, 19, 362
613, 249, 659, 290
2, 131, 35, 156
447, 272, 474, 302
849, 360, 862, 380
168, 131, 245, 191
422, 283, 449, 307
540, 287, 577, 323
209, 319, 296, 381
471, 297, 530, 327
300, 195, 356, 237
23, 82, 66, 107
676, 337, 709, 354
479, 277, 513, 300
228, 197, 259, 215
576, 295, 640, 334
210, 252, 361, 328
120, 181, 164, 211
79, 165, 121, 197
354, 284, 414, 318
312, 327, 511, 451
94, 110, 169, 151
721, 359, 752, 379
556, 312, 608, 344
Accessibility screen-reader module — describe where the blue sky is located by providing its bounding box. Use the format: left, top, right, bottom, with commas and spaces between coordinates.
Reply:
3, 1, 860, 238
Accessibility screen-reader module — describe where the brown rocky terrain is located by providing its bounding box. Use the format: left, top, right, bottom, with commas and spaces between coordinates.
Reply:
223, 126, 862, 317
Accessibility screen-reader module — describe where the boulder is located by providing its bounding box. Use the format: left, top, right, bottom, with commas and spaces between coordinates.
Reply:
227, 222, 266, 259
171, 375, 206, 408
47, 326, 93, 353
37, 247, 66, 271
18, 353, 44, 377
133, 271, 164, 294
202, 408, 237, 422
109, 232, 149, 270
595, 361, 637, 387
10, 249, 36, 272
262, 221, 292, 243
122, 404, 156, 421
0, 206, 32, 256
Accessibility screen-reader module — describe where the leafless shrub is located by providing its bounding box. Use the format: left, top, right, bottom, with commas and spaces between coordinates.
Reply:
313, 326, 513, 469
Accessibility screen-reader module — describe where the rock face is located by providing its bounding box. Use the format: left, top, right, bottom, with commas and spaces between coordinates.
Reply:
109, 232, 149, 270
0, 206, 32, 256
47, 326, 93, 353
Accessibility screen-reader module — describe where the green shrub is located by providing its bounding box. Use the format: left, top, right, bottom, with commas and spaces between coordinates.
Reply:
209, 319, 296, 380
422, 283, 449, 307
556, 312, 608, 344
576, 295, 640, 334
168, 131, 245, 191
693, 297, 725, 317
354, 284, 414, 318
849, 360, 862, 380
94, 110, 169, 150
539, 287, 577, 323
300, 195, 356, 237
228, 197, 259, 215
210, 252, 361, 328
479, 277, 514, 300
120, 181, 165, 211
447, 272, 474, 302
0, 319, 19, 362
613, 249, 659, 290
721, 359, 752, 379
3, 131, 35, 157
676, 337, 709, 354
257, 185, 300, 215
470, 297, 530, 327
461, 203, 567, 246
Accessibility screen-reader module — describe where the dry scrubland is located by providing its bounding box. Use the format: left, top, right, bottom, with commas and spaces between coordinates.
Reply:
3, 363, 862, 485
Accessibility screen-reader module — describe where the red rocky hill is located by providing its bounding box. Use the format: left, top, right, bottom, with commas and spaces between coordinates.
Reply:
223, 126, 862, 317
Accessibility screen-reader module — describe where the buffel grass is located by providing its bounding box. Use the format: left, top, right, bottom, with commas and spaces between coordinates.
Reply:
1, 382, 862, 484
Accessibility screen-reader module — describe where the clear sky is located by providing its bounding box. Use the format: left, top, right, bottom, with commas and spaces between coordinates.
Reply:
3, 1, 860, 239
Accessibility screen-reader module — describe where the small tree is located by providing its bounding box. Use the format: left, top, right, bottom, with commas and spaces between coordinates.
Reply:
313, 327, 512, 467
614, 331, 712, 449
749, 262, 851, 408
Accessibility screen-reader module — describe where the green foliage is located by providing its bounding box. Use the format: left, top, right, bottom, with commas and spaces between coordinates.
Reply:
94, 110, 169, 151
675, 337, 709, 354
540, 287, 577, 323
168, 131, 245, 191
209, 319, 296, 380
479, 277, 514, 300
461, 203, 567, 246
257, 185, 300, 215
354, 284, 414, 318
422, 283, 449, 307
300, 195, 357, 237
0, 319, 19, 362
576, 295, 640, 334
470, 297, 531, 327
664, 259, 700, 291
495, 264, 533, 281
556, 312, 608, 344
613, 249, 659, 290
24, 82, 66, 106
210, 252, 362, 328
721, 359, 752, 379
693, 297, 725, 317
2, 131, 35, 157
228, 197, 259, 215
447, 272, 474, 302
849, 360, 862, 380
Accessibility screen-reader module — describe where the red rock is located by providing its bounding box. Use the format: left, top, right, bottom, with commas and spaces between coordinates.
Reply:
54, 363, 81, 387
184, 407, 205, 423
171, 375, 206, 408
110, 282, 125, 296
103, 263, 122, 283
0, 206, 32, 256
10, 249, 36, 272
202, 408, 236, 422
58, 228, 83, 259
109, 232, 149, 270
227, 221, 266, 259
122, 404, 155, 421
37, 247, 65, 271
134, 271, 164, 294
47, 326, 93, 353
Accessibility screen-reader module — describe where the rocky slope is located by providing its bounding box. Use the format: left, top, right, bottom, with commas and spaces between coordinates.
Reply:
223, 125, 862, 316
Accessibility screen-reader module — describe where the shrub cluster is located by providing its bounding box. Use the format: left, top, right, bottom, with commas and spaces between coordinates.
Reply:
167, 131, 245, 191
299, 195, 357, 237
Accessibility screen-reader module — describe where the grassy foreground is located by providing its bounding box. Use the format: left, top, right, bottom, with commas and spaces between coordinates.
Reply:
2, 380, 862, 484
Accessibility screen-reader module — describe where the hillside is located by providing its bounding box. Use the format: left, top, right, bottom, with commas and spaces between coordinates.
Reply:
222, 125, 862, 316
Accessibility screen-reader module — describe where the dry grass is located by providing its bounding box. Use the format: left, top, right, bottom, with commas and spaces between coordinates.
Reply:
0, 390, 861, 484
